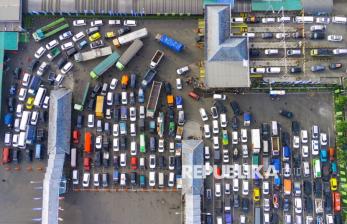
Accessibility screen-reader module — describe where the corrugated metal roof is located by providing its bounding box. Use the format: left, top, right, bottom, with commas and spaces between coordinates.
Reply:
205, 5, 250, 88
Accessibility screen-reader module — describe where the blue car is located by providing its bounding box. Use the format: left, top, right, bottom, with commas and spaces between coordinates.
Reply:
78, 39, 88, 50
331, 162, 337, 175
320, 149, 328, 162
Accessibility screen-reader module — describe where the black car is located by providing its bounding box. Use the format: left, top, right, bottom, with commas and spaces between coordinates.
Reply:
329, 63, 343, 70
28, 59, 39, 72
230, 101, 241, 115
12, 149, 20, 164
164, 82, 172, 94
93, 82, 102, 94
303, 180, 312, 195
120, 137, 126, 150
233, 194, 240, 208
261, 32, 273, 39
7, 97, 15, 112
304, 197, 313, 213
129, 92, 135, 105
87, 98, 95, 111
231, 116, 239, 131
56, 57, 67, 69
250, 49, 260, 57
335, 213, 343, 224
90, 40, 104, 49
241, 198, 249, 212
76, 114, 84, 129
168, 108, 174, 121
13, 67, 21, 80
261, 123, 270, 140
94, 151, 102, 167
114, 93, 121, 106
86, 26, 100, 36
102, 136, 109, 149
323, 181, 331, 195
117, 27, 131, 36
324, 193, 332, 212
214, 100, 226, 113
211, 106, 218, 118
233, 147, 239, 159
291, 121, 300, 135
289, 67, 302, 73
66, 47, 77, 57
102, 153, 109, 167
9, 83, 17, 96
25, 149, 33, 162
39, 110, 47, 123
322, 163, 330, 181
113, 155, 119, 168
310, 31, 325, 40
283, 198, 291, 212
48, 72, 56, 85
130, 172, 137, 186
138, 118, 145, 132
281, 132, 290, 146
113, 108, 120, 122
36, 128, 45, 142
205, 214, 212, 224
271, 213, 279, 223
279, 109, 294, 119
314, 179, 322, 197
159, 156, 166, 169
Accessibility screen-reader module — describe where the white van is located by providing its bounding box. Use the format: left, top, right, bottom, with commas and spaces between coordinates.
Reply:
266, 67, 281, 74
71, 147, 77, 168
149, 171, 156, 187
158, 172, 164, 188
121, 91, 127, 104
277, 16, 291, 23
231, 17, 244, 23
264, 49, 279, 55
332, 16, 347, 24
124, 20, 136, 26
272, 121, 278, 136
72, 31, 85, 42
130, 123, 136, 137
168, 172, 175, 187
204, 124, 211, 138
204, 146, 210, 159
263, 140, 269, 155
242, 180, 249, 195
72, 170, 79, 185
303, 162, 310, 177
212, 120, 219, 134
295, 16, 314, 23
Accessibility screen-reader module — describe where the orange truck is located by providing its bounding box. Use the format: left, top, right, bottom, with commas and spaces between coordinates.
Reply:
84, 132, 92, 153
283, 179, 292, 195
167, 95, 174, 107
121, 74, 129, 89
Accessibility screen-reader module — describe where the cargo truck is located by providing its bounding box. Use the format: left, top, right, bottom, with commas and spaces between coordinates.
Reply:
251, 129, 261, 153
95, 96, 105, 118
116, 39, 143, 71
146, 81, 162, 118
155, 33, 184, 53
141, 69, 158, 89
112, 28, 148, 47
90, 52, 120, 79
310, 48, 333, 56
284, 179, 292, 195
167, 95, 174, 107
74, 82, 90, 111
157, 112, 164, 138
150, 50, 164, 69
74, 46, 112, 62
271, 136, 280, 156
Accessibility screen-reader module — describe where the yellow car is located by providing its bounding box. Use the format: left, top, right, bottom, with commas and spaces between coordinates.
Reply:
26, 97, 34, 109
105, 31, 116, 39
89, 32, 101, 42
330, 177, 338, 191
253, 187, 261, 202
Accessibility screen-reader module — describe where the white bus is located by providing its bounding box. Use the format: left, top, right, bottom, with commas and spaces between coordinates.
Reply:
18, 131, 27, 149
294, 16, 314, 23
34, 87, 47, 107
19, 111, 31, 131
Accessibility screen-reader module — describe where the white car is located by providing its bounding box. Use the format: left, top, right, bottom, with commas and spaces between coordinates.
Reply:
95, 135, 102, 150
149, 155, 156, 169
327, 35, 343, 42
293, 136, 300, 149
18, 88, 27, 101
301, 145, 309, 157
124, 20, 136, 26
212, 120, 219, 134
139, 106, 145, 119
213, 136, 219, 149
316, 17, 330, 24
120, 173, 126, 186
232, 131, 238, 144
129, 107, 136, 122
37, 62, 49, 76
93, 173, 100, 187
45, 39, 59, 50
242, 180, 249, 195
42, 96, 50, 109
110, 78, 118, 90
241, 129, 247, 143
283, 163, 291, 177
220, 113, 227, 128
82, 173, 90, 187
215, 183, 221, 197
91, 20, 103, 27
275, 33, 289, 39
223, 150, 229, 163
176, 66, 189, 75
203, 124, 211, 138
59, 31, 73, 41
176, 78, 182, 90
113, 124, 119, 137
61, 62, 73, 74
113, 138, 119, 152
311, 140, 319, 155
262, 18, 275, 23
242, 163, 249, 177
30, 111, 39, 125
61, 42, 74, 51
72, 31, 85, 42
120, 153, 126, 167
301, 130, 308, 143
158, 139, 164, 152
326, 214, 334, 224
199, 108, 208, 121
22, 73, 31, 87
130, 141, 137, 155
262, 181, 270, 195
320, 133, 328, 145
87, 114, 95, 128
73, 19, 86, 26
34, 46, 46, 59
263, 198, 271, 211
294, 197, 302, 214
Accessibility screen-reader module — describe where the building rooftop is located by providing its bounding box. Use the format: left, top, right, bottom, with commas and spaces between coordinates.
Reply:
205, 4, 250, 88
0, 0, 22, 31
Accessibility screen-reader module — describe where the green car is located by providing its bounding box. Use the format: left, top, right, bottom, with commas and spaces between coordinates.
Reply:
222, 130, 229, 146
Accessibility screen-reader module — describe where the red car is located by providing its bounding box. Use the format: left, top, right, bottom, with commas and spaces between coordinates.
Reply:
333, 191, 341, 212
188, 91, 200, 101
131, 156, 138, 170
72, 130, 80, 144
215, 166, 222, 177
2, 147, 10, 164
273, 194, 279, 208
83, 157, 91, 171
328, 147, 335, 161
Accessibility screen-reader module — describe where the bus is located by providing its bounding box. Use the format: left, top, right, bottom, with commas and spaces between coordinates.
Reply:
34, 87, 47, 107
84, 132, 92, 153
313, 159, 321, 178
140, 134, 146, 153
20, 111, 31, 131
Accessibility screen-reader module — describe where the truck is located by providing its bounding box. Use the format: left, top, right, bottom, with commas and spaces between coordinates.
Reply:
90, 52, 120, 79
74, 82, 90, 111
95, 96, 105, 118
32, 18, 69, 42
28, 75, 42, 95
284, 179, 292, 195
176, 96, 183, 109
243, 112, 251, 126
271, 136, 280, 156
155, 33, 184, 53
175, 126, 183, 140
141, 69, 158, 89
74, 46, 112, 62
175, 142, 182, 156
146, 81, 162, 118
310, 48, 333, 57
251, 129, 261, 153
47, 47, 61, 61
150, 50, 164, 69
26, 125, 37, 145
4, 113, 13, 128
157, 112, 164, 138
167, 95, 174, 107
116, 39, 143, 70
112, 28, 148, 48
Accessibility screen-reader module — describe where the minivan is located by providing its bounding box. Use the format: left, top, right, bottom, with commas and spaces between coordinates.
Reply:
265, 49, 279, 55
332, 16, 347, 24
168, 172, 175, 187
72, 170, 79, 185
204, 124, 211, 138
124, 20, 137, 26
72, 31, 85, 42
130, 123, 136, 137
266, 67, 281, 73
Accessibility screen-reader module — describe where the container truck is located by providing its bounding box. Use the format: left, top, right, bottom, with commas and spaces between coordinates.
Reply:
155, 33, 184, 53
146, 81, 162, 118
116, 39, 143, 71
112, 28, 148, 48
310, 48, 333, 57
90, 52, 120, 79
141, 68, 158, 89
271, 136, 280, 155
150, 50, 164, 69
95, 96, 105, 118
32, 18, 69, 42
251, 129, 261, 153
74, 46, 112, 62
74, 82, 90, 111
